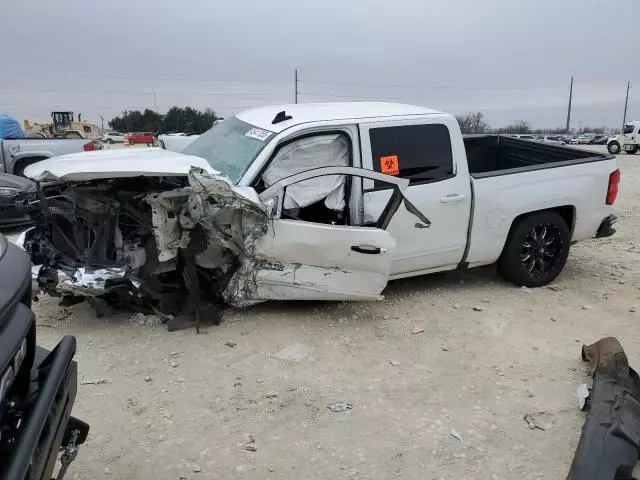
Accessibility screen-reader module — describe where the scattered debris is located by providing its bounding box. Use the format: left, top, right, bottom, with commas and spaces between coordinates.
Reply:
170, 361, 179, 368
629, 306, 636, 313
546, 285, 561, 291
144, 375, 152, 382
452, 303, 461, 309
581, 305, 593, 310
388, 360, 400, 367
472, 306, 484, 312
442, 346, 449, 352
411, 325, 425, 334
225, 341, 237, 348
449, 429, 463, 441
265, 391, 278, 398
523, 412, 553, 431
327, 402, 353, 412
568, 337, 640, 478
519, 286, 531, 293
272, 343, 310, 362
242, 445, 257, 452
81, 378, 111, 385
193, 465, 202, 473
104, 467, 111, 475
576, 383, 590, 410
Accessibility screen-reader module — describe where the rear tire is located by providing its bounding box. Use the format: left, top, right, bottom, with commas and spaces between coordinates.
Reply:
128, 139, 135, 145
628, 147, 638, 154
608, 141, 621, 154
106, 138, 114, 144
498, 211, 570, 287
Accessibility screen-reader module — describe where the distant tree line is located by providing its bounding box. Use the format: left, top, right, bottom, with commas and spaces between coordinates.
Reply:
455, 111, 609, 135
108, 107, 219, 134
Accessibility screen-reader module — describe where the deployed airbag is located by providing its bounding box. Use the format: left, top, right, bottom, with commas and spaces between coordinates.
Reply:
261, 134, 349, 211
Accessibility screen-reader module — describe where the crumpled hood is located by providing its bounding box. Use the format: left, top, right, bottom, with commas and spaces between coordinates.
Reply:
23, 148, 217, 182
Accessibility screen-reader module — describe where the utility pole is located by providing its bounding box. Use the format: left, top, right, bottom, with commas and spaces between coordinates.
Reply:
152, 85, 158, 113
100, 115, 104, 132
622, 81, 631, 129
565, 76, 573, 133
294, 69, 299, 104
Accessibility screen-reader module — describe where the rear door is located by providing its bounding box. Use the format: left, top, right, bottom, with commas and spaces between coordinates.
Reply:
359, 118, 472, 276
226, 166, 430, 305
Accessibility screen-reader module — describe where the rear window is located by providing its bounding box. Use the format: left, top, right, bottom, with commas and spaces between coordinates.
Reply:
369, 124, 453, 187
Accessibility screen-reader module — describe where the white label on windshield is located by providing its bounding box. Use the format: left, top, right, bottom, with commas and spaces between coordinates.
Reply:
245, 128, 272, 141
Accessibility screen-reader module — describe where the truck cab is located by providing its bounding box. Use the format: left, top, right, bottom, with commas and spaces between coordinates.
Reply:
608, 121, 640, 154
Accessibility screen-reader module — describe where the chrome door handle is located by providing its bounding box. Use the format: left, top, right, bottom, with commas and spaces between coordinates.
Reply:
440, 194, 466, 204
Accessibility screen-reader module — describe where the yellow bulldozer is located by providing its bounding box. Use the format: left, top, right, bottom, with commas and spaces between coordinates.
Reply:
24, 111, 99, 139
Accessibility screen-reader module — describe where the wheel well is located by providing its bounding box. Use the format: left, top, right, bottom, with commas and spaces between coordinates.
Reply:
13, 156, 48, 176
509, 205, 575, 239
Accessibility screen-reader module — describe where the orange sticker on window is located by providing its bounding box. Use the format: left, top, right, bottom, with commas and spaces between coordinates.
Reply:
380, 155, 399, 176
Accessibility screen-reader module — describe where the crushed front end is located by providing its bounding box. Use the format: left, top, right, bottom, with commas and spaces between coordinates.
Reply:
18, 169, 268, 323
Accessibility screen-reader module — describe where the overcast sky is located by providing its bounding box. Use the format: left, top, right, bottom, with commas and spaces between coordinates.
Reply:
1, 0, 637, 129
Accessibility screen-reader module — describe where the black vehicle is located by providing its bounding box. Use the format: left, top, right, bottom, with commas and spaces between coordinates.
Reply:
0, 234, 88, 480
0, 174, 35, 230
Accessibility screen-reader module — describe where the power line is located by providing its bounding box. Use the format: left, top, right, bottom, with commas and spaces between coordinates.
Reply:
0, 86, 291, 96
0, 71, 292, 84
300, 79, 538, 91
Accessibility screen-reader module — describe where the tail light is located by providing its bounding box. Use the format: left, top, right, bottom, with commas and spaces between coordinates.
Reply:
606, 169, 620, 205
83, 141, 103, 151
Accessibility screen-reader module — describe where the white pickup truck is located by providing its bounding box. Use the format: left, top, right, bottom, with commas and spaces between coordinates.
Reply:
19, 103, 618, 311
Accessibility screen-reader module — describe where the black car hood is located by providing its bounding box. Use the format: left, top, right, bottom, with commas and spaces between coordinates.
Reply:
0, 173, 36, 193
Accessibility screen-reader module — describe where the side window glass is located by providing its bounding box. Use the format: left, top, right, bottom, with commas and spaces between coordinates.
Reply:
269, 173, 407, 229
369, 124, 453, 187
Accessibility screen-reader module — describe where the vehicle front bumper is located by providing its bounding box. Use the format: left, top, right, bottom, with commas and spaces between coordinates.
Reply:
595, 214, 617, 238
1, 336, 88, 480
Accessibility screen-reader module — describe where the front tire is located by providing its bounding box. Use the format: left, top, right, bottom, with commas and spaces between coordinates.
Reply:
498, 211, 570, 287
106, 138, 114, 144
608, 141, 621, 154
128, 139, 135, 145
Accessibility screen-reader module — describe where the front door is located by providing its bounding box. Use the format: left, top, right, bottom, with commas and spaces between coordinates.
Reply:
225, 166, 430, 305
359, 119, 472, 276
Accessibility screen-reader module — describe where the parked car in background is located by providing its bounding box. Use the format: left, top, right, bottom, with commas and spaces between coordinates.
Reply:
155, 133, 201, 152
0, 138, 102, 176
536, 136, 566, 146
100, 131, 126, 144
589, 135, 606, 145
124, 132, 155, 146
607, 122, 640, 154
0, 173, 35, 229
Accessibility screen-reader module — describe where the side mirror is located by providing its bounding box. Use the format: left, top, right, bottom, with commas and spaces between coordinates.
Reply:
259, 187, 284, 219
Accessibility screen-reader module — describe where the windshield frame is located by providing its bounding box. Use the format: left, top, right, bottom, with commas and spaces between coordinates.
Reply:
182, 117, 274, 184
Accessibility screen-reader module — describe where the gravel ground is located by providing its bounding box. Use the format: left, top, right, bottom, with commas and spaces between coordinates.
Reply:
25, 146, 640, 479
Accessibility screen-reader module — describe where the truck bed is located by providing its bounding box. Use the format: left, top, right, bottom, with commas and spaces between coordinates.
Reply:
463, 135, 612, 177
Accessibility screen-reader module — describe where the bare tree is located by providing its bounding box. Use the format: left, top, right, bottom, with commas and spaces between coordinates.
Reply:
455, 111, 490, 134
493, 120, 531, 134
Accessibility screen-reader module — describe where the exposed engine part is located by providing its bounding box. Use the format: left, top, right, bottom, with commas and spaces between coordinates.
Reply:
19, 171, 268, 328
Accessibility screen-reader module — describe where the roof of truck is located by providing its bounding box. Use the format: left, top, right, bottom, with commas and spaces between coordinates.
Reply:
235, 102, 445, 133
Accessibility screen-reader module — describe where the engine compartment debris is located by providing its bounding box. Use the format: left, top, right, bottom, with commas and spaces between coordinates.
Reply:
18, 169, 271, 329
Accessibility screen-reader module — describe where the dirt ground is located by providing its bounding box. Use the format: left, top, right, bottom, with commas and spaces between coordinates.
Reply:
24, 146, 640, 479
